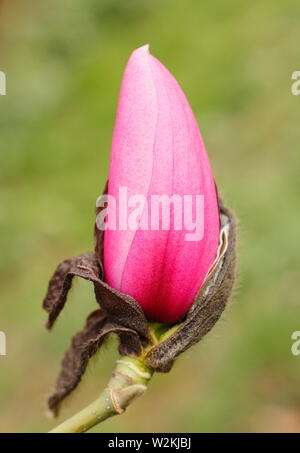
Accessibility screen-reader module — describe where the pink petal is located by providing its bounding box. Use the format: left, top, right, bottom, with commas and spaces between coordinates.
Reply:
103, 45, 220, 323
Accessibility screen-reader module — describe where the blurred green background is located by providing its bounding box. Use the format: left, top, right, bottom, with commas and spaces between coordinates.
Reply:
0, 0, 300, 433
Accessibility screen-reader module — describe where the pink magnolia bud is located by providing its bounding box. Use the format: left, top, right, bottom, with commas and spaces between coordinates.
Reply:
103, 45, 220, 324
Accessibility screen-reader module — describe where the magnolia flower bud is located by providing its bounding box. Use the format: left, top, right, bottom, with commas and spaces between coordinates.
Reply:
42, 46, 236, 416
103, 45, 220, 323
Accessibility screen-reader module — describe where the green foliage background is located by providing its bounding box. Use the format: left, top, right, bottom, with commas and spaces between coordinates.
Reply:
0, 0, 299, 433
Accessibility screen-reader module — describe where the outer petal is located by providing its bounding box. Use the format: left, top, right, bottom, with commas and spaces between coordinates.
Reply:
104, 45, 219, 323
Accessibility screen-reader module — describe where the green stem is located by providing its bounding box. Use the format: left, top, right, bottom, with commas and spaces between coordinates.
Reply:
49, 356, 153, 433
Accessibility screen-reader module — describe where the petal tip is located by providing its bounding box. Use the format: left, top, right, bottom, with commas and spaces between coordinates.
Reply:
130, 44, 151, 61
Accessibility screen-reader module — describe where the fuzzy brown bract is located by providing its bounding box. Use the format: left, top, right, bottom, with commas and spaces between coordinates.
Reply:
43, 190, 236, 416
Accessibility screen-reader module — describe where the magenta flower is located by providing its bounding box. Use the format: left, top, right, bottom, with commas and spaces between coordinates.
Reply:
104, 45, 220, 323
42, 46, 236, 427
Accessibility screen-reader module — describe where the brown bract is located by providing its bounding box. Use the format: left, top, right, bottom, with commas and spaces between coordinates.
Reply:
43, 186, 236, 416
